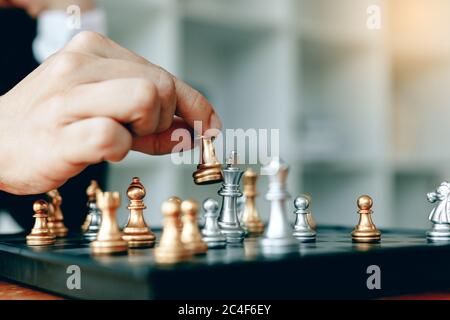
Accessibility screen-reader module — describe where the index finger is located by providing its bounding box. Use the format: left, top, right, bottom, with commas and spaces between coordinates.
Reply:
173, 78, 222, 136
63, 31, 222, 135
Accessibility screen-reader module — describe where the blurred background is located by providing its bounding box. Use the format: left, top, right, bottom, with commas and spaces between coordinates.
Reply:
3, 0, 450, 231
99, 0, 450, 229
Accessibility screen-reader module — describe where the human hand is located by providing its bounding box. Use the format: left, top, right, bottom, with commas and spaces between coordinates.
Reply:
0, 31, 221, 194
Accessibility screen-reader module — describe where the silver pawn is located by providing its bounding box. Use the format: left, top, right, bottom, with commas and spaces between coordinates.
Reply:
260, 158, 297, 251
202, 198, 227, 249
218, 151, 246, 243
293, 195, 316, 242
84, 198, 102, 241
426, 182, 450, 241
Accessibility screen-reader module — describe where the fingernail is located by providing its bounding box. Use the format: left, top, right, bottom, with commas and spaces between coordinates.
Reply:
210, 113, 222, 130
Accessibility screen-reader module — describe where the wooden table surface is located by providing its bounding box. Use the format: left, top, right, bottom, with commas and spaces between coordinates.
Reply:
0, 278, 449, 300
0, 279, 63, 300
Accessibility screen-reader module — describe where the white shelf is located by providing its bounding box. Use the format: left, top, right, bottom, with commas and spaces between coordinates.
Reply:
180, 0, 289, 30
297, 0, 387, 38
298, 37, 389, 162
393, 172, 441, 229
302, 169, 392, 227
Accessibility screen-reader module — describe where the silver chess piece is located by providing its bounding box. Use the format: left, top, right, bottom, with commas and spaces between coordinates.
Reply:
426, 181, 450, 241
218, 151, 246, 243
84, 194, 102, 241
202, 198, 227, 249
237, 195, 246, 222
293, 195, 316, 242
260, 158, 297, 252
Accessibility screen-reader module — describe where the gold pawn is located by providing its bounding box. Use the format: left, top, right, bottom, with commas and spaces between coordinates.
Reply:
241, 168, 264, 235
91, 192, 128, 254
122, 177, 156, 248
181, 199, 208, 254
168, 196, 183, 232
47, 189, 68, 237
351, 195, 381, 243
26, 200, 56, 246
82, 180, 101, 232
155, 198, 191, 264
193, 136, 223, 185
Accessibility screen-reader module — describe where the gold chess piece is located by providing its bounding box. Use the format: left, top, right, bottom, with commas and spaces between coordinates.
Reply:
351, 195, 381, 243
193, 136, 223, 185
155, 198, 191, 264
47, 189, 68, 237
26, 200, 56, 246
307, 214, 317, 230
168, 196, 183, 231
241, 168, 264, 235
303, 194, 317, 230
91, 192, 128, 254
82, 180, 102, 232
122, 177, 156, 248
181, 199, 208, 254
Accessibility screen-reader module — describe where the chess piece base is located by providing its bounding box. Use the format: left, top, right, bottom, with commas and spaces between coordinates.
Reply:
185, 242, 208, 255
218, 222, 245, 243
260, 236, 298, 248
122, 231, 156, 248
244, 221, 265, 235
351, 230, 381, 243
293, 229, 316, 243
427, 224, 450, 242
48, 221, 68, 238
202, 235, 227, 249
26, 234, 55, 246
193, 164, 223, 185
154, 247, 191, 264
260, 237, 298, 255
91, 239, 128, 254
83, 231, 98, 241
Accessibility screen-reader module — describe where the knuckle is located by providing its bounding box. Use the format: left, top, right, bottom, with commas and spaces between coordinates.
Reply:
50, 52, 85, 77
132, 80, 158, 113
191, 89, 207, 111
47, 95, 66, 122
90, 119, 116, 151
69, 30, 104, 49
157, 72, 176, 104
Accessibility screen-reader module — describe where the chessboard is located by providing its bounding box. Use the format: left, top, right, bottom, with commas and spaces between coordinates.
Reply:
1, 226, 449, 300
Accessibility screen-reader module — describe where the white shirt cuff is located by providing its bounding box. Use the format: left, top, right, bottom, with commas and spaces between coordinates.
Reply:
33, 9, 107, 63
